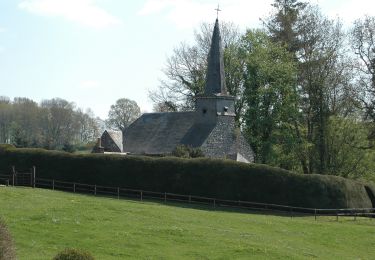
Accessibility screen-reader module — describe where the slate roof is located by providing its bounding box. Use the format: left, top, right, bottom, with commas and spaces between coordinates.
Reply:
106, 130, 123, 151
123, 112, 196, 154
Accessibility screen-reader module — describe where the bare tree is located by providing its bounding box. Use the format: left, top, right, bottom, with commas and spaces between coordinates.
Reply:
351, 16, 375, 123
106, 98, 141, 131
149, 21, 244, 117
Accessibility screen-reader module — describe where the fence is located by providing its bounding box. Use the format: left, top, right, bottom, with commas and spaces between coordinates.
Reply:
1, 171, 374, 220
33, 178, 375, 220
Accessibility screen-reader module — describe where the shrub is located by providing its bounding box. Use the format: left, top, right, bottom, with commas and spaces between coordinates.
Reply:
53, 248, 94, 260
172, 145, 204, 158
0, 219, 16, 260
62, 143, 76, 153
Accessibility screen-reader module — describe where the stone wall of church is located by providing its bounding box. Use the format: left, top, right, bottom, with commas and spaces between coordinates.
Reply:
200, 115, 236, 159
200, 115, 255, 162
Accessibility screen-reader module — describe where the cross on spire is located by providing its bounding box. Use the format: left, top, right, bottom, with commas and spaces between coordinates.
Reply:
215, 4, 221, 19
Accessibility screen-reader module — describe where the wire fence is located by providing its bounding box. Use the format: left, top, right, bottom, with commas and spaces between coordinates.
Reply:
1, 172, 374, 220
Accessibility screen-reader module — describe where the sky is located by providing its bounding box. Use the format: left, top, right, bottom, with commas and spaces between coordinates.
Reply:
1, 0, 375, 119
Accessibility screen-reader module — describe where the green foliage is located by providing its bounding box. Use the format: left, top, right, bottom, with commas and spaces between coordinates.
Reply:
53, 248, 94, 260
172, 145, 204, 158
0, 145, 373, 209
1, 187, 375, 259
0, 219, 16, 260
325, 117, 375, 180
241, 30, 299, 165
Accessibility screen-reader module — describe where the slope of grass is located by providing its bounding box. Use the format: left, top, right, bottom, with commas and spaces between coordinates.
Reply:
0, 187, 374, 259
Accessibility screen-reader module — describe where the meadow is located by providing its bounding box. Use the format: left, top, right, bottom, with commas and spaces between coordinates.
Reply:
0, 186, 374, 259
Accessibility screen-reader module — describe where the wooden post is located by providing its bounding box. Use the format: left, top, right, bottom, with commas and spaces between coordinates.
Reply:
32, 166, 36, 188
189, 195, 191, 203
140, 191, 143, 201
336, 211, 338, 221
6, 180, 9, 186
52, 180, 55, 190
12, 166, 15, 186
94, 185, 97, 195
314, 209, 317, 221
164, 192, 167, 203
290, 208, 293, 219
117, 187, 120, 199
73, 183, 76, 193
213, 199, 216, 208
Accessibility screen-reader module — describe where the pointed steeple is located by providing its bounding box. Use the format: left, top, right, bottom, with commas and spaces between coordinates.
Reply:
205, 18, 227, 96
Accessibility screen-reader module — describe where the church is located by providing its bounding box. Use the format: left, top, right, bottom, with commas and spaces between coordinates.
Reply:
122, 18, 254, 163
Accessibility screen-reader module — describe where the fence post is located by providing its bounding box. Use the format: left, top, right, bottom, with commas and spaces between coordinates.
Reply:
117, 187, 120, 199
140, 191, 143, 201
32, 166, 36, 188
73, 183, 76, 193
12, 166, 15, 186
164, 192, 167, 203
189, 195, 191, 203
213, 199, 216, 208
290, 208, 293, 219
6, 180, 9, 186
94, 185, 97, 195
52, 180, 55, 190
314, 209, 317, 221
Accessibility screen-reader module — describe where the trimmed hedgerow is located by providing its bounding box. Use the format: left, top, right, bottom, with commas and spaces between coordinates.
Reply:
0, 218, 16, 260
0, 145, 373, 209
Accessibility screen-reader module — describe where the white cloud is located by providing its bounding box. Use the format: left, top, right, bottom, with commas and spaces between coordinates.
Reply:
18, 0, 122, 29
79, 80, 100, 89
138, 0, 273, 29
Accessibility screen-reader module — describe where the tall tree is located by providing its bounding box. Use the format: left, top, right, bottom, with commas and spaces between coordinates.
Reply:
264, 0, 307, 55
40, 98, 77, 149
0, 97, 12, 144
242, 30, 298, 166
265, 2, 352, 174
106, 98, 141, 131
350, 15, 375, 145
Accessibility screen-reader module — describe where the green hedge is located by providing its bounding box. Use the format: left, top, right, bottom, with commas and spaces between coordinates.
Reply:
0, 145, 373, 209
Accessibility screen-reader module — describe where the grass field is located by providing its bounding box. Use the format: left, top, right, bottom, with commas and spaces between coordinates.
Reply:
0, 187, 374, 259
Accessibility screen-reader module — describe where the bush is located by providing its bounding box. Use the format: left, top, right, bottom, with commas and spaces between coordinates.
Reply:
172, 145, 204, 158
0, 219, 16, 260
62, 143, 76, 153
53, 248, 94, 260
0, 144, 373, 209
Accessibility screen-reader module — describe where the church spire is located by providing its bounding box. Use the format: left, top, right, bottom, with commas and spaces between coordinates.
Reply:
205, 18, 227, 96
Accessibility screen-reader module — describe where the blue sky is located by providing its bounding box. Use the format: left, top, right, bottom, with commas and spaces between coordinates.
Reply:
1, 0, 375, 119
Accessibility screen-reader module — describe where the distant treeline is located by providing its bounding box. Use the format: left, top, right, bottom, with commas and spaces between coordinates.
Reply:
0, 96, 103, 151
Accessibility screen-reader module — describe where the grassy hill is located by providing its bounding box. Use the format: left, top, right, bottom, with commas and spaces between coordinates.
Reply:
0, 187, 374, 259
